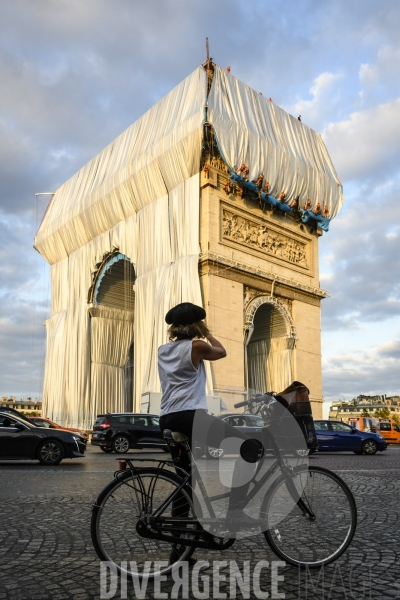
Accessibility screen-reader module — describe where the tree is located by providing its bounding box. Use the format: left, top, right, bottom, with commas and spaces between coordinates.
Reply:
373, 408, 390, 419
391, 414, 400, 428
360, 409, 370, 417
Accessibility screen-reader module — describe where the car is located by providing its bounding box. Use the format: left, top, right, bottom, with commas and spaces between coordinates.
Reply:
91, 413, 169, 454
203, 413, 265, 459
376, 419, 400, 444
314, 420, 387, 455
28, 416, 88, 443
0, 411, 86, 465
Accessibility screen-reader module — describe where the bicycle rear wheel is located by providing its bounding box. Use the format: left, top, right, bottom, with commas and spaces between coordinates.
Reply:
91, 468, 198, 579
261, 465, 357, 568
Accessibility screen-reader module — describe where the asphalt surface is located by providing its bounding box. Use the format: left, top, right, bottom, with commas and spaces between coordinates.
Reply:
1, 445, 400, 599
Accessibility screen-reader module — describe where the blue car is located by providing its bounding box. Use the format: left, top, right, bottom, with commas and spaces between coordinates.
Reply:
314, 420, 387, 455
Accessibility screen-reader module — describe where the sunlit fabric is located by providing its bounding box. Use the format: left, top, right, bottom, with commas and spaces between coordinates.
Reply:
37, 68, 210, 428
207, 66, 344, 220
248, 334, 295, 395
36, 64, 342, 428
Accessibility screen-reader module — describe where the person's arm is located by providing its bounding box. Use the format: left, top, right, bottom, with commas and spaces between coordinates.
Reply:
191, 334, 226, 368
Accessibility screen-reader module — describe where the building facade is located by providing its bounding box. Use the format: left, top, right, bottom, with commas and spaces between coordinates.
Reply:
329, 395, 400, 421
1, 397, 42, 416
198, 140, 328, 414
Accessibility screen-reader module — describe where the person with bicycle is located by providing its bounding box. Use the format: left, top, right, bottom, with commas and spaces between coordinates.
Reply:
91, 303, 357, 575
158, 302, 265, 548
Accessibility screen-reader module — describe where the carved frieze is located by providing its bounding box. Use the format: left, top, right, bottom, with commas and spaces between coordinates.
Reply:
221, 204, 311, 271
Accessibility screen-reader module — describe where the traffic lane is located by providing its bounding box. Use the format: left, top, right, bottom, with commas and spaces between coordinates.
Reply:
0, 446, 171, 499
1, 445, 400, 501
1, 450, 400, 599
308, 445, 400, 472
0, 445, 168, 470
0, 443, 399, 473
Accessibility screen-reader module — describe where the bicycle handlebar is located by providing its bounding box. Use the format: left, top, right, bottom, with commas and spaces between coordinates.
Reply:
234, 393, 276, 410
234, 400, 250, 409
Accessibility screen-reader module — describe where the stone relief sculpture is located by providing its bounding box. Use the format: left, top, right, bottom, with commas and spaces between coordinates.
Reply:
222, 209, 309, 267
244, 287, 264, 307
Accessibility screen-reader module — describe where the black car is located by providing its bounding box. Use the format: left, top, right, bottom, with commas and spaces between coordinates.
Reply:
204, 413, 265, 459
0, 412, 86, 465
91, 413, 169, 454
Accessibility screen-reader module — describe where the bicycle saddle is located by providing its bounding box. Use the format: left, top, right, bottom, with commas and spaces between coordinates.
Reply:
162, 429, 190, 443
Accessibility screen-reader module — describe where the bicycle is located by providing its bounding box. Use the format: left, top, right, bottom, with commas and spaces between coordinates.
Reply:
91, 393, 357, 580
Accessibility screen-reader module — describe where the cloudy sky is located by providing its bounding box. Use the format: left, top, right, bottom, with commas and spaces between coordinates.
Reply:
0, 0, 399, 403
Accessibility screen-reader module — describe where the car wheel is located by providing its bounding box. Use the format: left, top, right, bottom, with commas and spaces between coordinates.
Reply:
37, 440, 64, 465
112, 435, 130, 454
100, 446, 113, 453
353, 451, 362, 455
206, 446, 224, 460
362, 440, 378, 455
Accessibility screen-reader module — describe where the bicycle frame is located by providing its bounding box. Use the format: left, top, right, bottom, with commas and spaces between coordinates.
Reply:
120, 424, 315, 550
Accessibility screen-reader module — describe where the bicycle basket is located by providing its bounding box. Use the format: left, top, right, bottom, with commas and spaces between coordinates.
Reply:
268, 400, 309, 454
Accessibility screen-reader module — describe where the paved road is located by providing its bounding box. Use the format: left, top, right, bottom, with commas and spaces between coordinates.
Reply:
1, 446, 400, 599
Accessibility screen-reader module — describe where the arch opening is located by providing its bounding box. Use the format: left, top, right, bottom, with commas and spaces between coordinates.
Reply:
92, 252, 135, 312
89, 253, 136, 413
246, 298, 295, 395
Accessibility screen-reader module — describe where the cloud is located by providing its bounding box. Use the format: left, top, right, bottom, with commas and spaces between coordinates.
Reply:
322, 334, 400, 401
286, 71, 344, 130
322, 98, 400, 183
379, 337, 400, 360
0, 291, 48, 399
1, 0, 400, 400
320, 181, 400, 330
359, 44, 400, 105
0, 212, 50, 398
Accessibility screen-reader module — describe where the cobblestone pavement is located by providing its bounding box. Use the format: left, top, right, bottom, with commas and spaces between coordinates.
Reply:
1, 446, 400, 599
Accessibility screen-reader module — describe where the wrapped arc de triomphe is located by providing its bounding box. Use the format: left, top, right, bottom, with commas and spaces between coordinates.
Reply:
34, 63, 343, 429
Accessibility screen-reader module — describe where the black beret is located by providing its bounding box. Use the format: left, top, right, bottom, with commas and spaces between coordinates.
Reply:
165, 302, 206, 326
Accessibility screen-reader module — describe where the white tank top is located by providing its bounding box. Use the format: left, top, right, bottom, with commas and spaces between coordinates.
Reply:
158, 339, 207, 416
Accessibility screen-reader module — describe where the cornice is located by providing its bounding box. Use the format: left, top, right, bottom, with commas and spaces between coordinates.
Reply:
198, 251, 329, 305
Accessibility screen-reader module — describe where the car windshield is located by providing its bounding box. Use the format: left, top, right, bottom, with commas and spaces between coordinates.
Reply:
379, 422, 391, 431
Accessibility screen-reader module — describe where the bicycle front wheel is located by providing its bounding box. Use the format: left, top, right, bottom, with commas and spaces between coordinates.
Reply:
261, 466, 357, 568
91, 468, 198, 579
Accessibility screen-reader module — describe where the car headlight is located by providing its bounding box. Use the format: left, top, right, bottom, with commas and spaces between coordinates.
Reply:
73, 435, 83, 442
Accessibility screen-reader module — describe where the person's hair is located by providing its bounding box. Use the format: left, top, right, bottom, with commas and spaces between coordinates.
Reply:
168, 320, 210, 341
